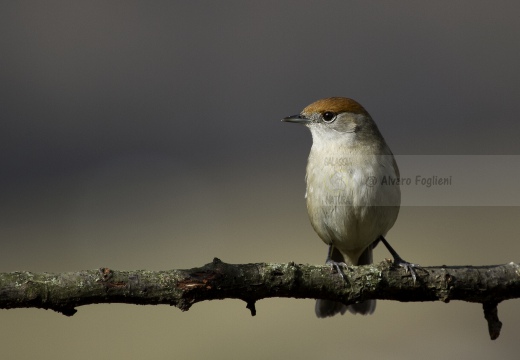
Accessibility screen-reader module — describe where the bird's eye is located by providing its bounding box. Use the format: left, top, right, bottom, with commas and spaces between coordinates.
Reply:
322, 111, 336, 123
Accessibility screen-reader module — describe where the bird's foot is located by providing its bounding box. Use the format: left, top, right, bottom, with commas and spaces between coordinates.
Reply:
379, 235, 422, 284
325, 259, 348, 279
393, 258, 420, 284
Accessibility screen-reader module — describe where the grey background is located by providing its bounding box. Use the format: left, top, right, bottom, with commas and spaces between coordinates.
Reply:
1, 1, 519, 359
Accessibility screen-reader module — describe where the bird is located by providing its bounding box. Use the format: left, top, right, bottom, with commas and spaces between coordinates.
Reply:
282, 97, 416, 317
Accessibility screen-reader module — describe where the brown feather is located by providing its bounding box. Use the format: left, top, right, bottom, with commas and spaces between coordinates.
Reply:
302, 97, 369, 116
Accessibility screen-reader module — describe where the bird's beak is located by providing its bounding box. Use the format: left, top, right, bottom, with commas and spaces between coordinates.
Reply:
281, 114, 311, 124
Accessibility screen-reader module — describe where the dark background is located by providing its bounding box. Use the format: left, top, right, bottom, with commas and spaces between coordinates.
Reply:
1, 1, 519, 359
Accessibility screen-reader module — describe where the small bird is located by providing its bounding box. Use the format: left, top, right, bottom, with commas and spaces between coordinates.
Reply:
282, 97, 415, 317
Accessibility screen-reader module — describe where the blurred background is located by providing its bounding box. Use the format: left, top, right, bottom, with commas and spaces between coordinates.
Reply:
1, 1, 519, 359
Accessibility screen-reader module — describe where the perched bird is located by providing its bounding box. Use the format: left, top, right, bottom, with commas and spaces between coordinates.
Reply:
282, 97, 415, 317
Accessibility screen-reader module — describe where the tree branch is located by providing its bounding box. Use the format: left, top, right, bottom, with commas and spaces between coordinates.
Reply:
2, 258, 519, 339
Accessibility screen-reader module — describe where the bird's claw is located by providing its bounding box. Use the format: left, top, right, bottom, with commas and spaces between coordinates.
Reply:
379, 236, 422, 284
395, 259, 420, 284
325, 259, 348, 280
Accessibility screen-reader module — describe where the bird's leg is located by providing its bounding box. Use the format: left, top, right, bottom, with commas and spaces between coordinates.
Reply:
379, 235, 420, 283
325, 244, 348, 279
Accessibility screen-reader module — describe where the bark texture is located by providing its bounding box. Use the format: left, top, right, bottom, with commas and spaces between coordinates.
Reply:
2, 258, 519, 339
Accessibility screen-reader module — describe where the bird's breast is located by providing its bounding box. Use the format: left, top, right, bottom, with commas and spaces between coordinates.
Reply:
305, 147, 400, 258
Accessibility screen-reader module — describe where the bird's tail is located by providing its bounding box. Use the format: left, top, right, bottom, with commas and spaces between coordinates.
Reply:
315, 245, 376, 318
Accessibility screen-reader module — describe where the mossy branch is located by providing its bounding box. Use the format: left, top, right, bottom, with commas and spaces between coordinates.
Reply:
2, 258, 519, 340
